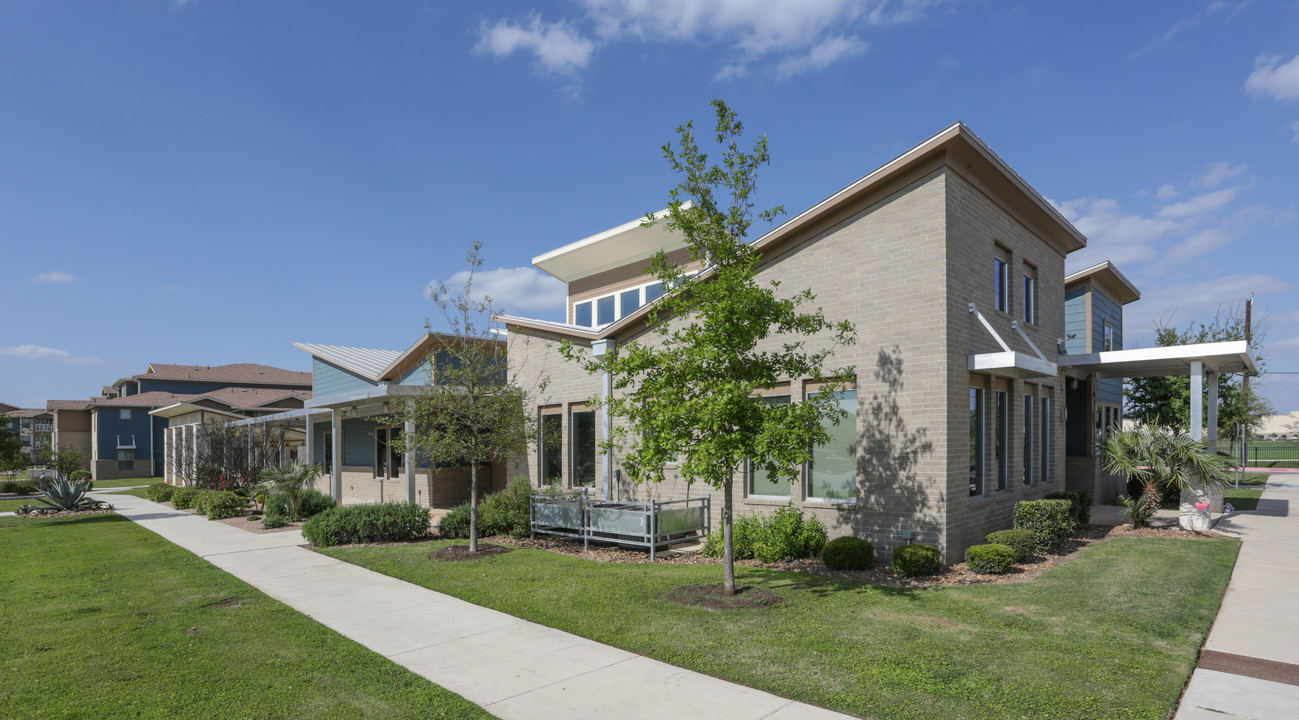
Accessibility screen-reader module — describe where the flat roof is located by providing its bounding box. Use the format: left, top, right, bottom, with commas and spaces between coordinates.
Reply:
531, 206, 688, 284
1059, 340, 1255, 379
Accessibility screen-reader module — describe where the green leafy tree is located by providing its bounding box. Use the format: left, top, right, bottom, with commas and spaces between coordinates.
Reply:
0, 414, 25, 478
37, 444, 89, 482
1125, 303, 1273, 437
391, 241, 537, 552
256, 461, 322, 521
563, 100, 856, 595
1101, 425, 1228, 527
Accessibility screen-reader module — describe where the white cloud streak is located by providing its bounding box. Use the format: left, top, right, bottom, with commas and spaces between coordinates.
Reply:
1124, 274, 1292, 340
1246, 53, 1299, 101
33, 271, 75, 283
774, 35, 867, 80
474, 14, 596, 76
431, 266, 566, 318
1, 345, 104, 365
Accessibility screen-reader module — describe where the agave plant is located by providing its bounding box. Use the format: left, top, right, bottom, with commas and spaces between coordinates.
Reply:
34, 477, 107, 512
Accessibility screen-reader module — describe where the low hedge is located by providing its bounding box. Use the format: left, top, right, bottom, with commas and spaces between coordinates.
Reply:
892, 543, 941, 577
145, 483, 175, 503
821, 536, 874, 571
266, 489, 335, 521
1044, 491, 1092, 526
170, 486, 201, 510
965, 543, 1016, 574
438, 503, 472, 539
702, 504, 828, 563
986, 529, 1035, 562
302, 502, 431, 547
1013, 499, 1076, 552
197, 490, 248, 520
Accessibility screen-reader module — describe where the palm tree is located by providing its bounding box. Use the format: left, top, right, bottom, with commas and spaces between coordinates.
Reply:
1101, 425, 1228, 528
256, 461, 322, 521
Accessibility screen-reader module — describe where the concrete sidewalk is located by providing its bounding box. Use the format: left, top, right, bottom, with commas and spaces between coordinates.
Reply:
1175, 478, 1299, 719
97, 491, 850, 720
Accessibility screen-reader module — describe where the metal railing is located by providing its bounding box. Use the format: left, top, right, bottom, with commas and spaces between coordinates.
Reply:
531, 490, 711, 560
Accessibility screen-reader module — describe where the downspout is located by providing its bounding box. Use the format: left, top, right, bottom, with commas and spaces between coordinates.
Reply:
591, 339, 615, 501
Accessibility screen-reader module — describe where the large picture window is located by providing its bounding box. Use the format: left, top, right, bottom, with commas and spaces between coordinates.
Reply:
571, 409, 596, 488
540, 412, 562, 485
806, 389, 858, 501
995, 390, 1008, 491
748, 396, 792, 497
1023, 394, 1034, 486
970, 387, 985, 497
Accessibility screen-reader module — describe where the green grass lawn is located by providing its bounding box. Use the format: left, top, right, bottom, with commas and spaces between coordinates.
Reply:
0, 514, 496, 720
323, 535, 1239, 720
0, 496, 38, 512
93, 476, 163, 488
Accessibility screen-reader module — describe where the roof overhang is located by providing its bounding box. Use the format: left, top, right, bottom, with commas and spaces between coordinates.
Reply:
304, 384, 426, 410
148, 403, 243, 420
1064, 261, 1141, 305
531, 206, 689, 284
1058, 341, 1255, 379
969, 351, 1059, 380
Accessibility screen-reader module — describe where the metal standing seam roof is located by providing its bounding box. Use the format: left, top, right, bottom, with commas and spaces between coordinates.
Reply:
294, 343, 403, 380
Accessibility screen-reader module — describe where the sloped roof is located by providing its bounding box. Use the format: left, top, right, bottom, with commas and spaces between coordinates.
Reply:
1065, 261, 1141, 305
6, 408, 52, 418
47, 399, 100, 411
93, 387, 311, 411
112, 363, 311, 389
295, 344, 401, 380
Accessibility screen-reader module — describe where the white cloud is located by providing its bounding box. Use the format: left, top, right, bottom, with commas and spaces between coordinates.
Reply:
1, 345, 103, 365
1057, 197, 1178, 268
1246, 53, 1299, 101
431, 266, 566, 318
1196, 161, 1246, 190
1155, 184, 1178, 200
1124, 274, 1292, 339
474, 14, 595, 76
1291, 120, 1299, 143
478, 0, 943, 82
1157, 187, 1239, 220
774, 35, 867, 80
33, 271, 74, 283
1131, 1, 1238, 59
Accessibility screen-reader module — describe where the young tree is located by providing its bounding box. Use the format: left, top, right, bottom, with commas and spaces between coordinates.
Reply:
563, 100, 856, 595
392, 240, 535, 552
0, 414, 24, 477
37, 444, 89, 482
1126, 303, 1273, 436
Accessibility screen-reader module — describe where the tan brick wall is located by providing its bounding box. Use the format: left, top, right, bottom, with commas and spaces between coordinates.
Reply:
337, 463, 509, 508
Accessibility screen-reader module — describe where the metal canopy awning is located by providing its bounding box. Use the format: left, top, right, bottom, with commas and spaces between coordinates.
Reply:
968, 351, 1058, 379
1057, 341, 1255, 379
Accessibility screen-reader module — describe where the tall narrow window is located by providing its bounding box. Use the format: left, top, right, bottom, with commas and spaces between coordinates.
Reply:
374, 427, 389, 478
1041, 396, 1052, 483
1022, 268, 1037, 324
322, 431, 333, 474
574, 301, 593, 328
596, 296, 616, 325
748, 396, 792, 497
389, 427, 403, 472
1023, 394, 1034, 486
1103, 322, 1114, 351
994, 256, 1009, 312
970, 387, 985, 497
540, 413, 562, 485
571, 409, 596, 487
996, 390, 1008, 491
806, 389, 858, 501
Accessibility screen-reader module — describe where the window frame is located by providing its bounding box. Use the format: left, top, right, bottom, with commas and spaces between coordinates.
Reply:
119, 408, 133, 421
570, 407, 596, 488
1041, 395, 1052, 483
1022, 266, 1037, 324
117, 448, 134, 471
804, 387, 859, 502
1022, 393, 1034, 486
995, 389, 1008, 491
970, 387, 986, 497
746, 395, 793, 498
539, 411, 563, 486
994, 256, 1009, 313
1103, 322, 1114, 352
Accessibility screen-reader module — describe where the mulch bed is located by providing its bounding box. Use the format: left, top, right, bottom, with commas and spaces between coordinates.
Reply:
157, 503, 305, 534
428, 543, 514, 561
490, 519, 1221, 589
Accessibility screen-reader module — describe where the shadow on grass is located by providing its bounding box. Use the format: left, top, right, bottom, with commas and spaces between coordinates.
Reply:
746, 566, 928, 601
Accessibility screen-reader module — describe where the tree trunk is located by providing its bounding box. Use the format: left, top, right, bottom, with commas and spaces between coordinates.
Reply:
469, 460, 479, 552
722, 476, 735, 595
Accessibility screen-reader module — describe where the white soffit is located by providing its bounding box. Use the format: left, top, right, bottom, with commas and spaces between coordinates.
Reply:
1058, 341, 1255, 379
532, 207, 688, 283
969, 352, 1059, 379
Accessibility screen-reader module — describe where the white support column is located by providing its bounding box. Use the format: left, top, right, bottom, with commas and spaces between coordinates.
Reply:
592, 339, 615, 501
247, 423, 256, 469
405, 412, 417, 504
1190, 360, 1204, 442
1206, 370, 1219, 452
305, 413, 315, 488
331, 409, 343, 505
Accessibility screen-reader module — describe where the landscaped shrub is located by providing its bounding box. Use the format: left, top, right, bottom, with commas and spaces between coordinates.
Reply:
69, 470, 92, 488
197, 490, 248, 520
1044, 491, 1092, 526
438, 503, 472, 539
262, 512, 288, 529
145, 483, 175, 503
266, 489, 335, 521
1013, 499, 1076, 552
170, 486, 201, 510
302, 502, 431, 547
1, 480, 37, 495
965, 543, 1016, 574
702, 504, 825, 562
986, 529, 1036, 562
820, 536, 874, 570
892, 543, 941, 577
478, 477, 533, 538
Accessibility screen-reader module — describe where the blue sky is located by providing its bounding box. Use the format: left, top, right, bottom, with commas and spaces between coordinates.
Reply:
3, 1, 1297, 412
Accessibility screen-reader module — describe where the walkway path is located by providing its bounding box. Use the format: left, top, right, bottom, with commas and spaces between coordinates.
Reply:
96, 491, 849, 720
1175, 477, 1299, 719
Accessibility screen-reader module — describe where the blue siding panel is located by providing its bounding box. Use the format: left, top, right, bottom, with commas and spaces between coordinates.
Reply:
313, 358, 378, 397
96, 408, 155, 462
399, 362, 432, 386
1064, 288, 1088, 355
138, 379, 307, 394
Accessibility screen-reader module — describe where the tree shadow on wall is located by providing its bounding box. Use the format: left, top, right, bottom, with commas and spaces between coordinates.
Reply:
836, 345, 935, 550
